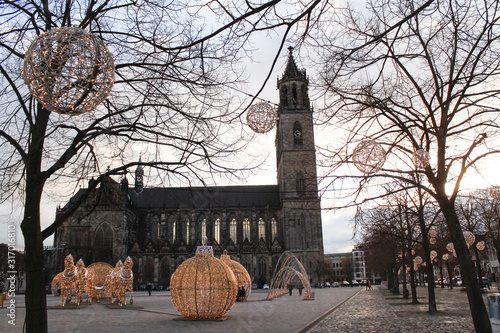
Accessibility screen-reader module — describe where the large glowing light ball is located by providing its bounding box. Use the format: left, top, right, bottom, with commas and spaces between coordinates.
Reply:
22, 26, 115, 116
247, 102, 278, 133
220, 250, 251, 302
352, 139, 386, 174
170, 245, 237, 319
413, 149, 430, 168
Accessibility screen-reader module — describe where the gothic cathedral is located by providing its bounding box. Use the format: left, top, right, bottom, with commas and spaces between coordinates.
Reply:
51, 48, 324, 288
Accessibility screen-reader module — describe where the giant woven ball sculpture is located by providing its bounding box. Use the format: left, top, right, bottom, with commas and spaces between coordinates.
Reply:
352, 139, 386, 174
170, 240, 238, 319
220, 250, 251, 302
246, 102, 278, 133
22, 26, 114, 116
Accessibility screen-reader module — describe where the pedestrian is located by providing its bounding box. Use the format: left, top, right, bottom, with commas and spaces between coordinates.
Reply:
146, 282, 153, 296
288, 283, 293, 296
298, 283, 303, 296
367, 280, 372, 290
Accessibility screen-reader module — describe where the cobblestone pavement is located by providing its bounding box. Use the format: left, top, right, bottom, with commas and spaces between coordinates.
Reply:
305, 286, 497, 333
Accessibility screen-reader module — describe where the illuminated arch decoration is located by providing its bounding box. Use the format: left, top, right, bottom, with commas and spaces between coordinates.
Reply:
87, 262, 114, 303
22, 26, 115, 116
266, 251, 312, 300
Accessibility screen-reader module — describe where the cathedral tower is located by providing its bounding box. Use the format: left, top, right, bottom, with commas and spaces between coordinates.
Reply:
276, 47, 324, 273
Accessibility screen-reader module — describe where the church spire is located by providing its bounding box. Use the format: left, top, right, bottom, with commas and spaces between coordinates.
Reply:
280, 46, 307, 82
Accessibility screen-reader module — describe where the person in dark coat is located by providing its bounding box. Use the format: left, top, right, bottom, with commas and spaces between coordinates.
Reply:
146, 283, 153, 296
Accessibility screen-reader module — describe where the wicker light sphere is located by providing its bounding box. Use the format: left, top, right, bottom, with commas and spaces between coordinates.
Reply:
430, 250, 438, 261
22, 26, 115, 116
246, 102, 278, 133
413, 149, 430, 168
463, 231, 475, 248
220, 250, 251, 302
352, 139, 386, 174
170, 244, 238, 319
477, 240, 486, 251
446, 242, 455, 253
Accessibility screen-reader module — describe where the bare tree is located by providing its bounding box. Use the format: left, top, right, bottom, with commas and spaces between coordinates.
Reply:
0, 1, 331, 331
313, 0, 500, 330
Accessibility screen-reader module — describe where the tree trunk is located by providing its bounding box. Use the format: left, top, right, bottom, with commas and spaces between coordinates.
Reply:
474, 246, 483, 289
409, 257, 419, 304
21, 181, 47, 333
21, 104, 50, 333
439, 260, 445, 288
446, 260, 453, 290
417, 205, 437, 313
442, 203, 491, 333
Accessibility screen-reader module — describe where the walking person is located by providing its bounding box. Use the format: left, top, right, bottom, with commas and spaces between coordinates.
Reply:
288, 283, 293, 296
146, 282, 153, 296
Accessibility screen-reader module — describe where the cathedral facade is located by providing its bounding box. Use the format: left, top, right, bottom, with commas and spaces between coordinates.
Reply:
51, 50, 324, 288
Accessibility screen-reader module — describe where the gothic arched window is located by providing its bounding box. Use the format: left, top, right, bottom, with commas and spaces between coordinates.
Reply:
230, 218, 237, 244
271, 218, 277, 240
281, 86, 288, 106
243, 218, 250, 241
201, 219, 207, 239
94, 223, 113, 263
215, 218, 221, 244
172, 220, 176, 243
293, 121, 303, 145
258, 218, 266, 240
152, 214, 160, 241
292, 83, 298, 105
296, 172, 306, 196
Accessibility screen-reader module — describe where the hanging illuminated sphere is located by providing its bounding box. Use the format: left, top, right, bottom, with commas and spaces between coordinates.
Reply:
22, 26, 115, 116
352, 139, 386, 174
246, 102, 278, 133
430, 250, 438, 261
170, 244, 238, 319
413, 256, 423, 265
442, 253, 450, 261
463, 231, 475, 248
429, 229, 437, 238
476, 240, 486, 251
413, 149, 430, 168
220, 250, 251, 302
446, 242, 454, 253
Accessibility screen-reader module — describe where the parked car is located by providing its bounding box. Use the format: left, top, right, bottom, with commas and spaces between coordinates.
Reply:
325, 282, 331, 288
351, 280, 359, 286
341, 281, 350, 287
453, 277, 463, 286
481, 277, 491, 289
332, 282, 340, 287
251, 283, 258, 289
263, 284, 270, 289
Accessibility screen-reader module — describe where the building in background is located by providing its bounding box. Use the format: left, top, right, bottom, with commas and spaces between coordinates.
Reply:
50, 49, 325, 288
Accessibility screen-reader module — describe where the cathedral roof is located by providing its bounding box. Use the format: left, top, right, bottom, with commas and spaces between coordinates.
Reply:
128, 185, 280, 210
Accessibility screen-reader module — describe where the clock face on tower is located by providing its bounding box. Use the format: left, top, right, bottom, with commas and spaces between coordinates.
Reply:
294, 129, 302, 138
